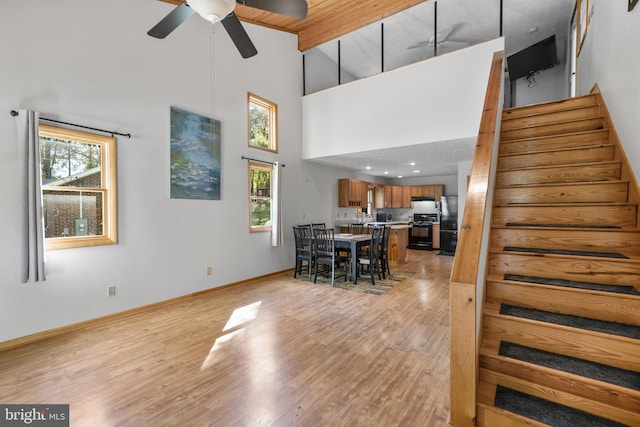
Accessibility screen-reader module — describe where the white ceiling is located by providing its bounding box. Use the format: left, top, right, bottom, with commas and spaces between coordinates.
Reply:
307, 0, 576, 179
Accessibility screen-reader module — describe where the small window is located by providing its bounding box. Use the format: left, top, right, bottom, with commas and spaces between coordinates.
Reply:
248, 161, 272, 232
248, 93, 277, 153
39, 125, 117, 250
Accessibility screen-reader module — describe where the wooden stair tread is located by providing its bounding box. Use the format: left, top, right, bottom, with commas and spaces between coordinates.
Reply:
501, 106, 603, 132
486, 279, 640, 329
491, 223, 640, 231
486, 274, 640, 297
497, 159, 621, 173
495, 179, 629, 190
490, 227, 640, 259
489, 247, 640, 263
498, 147, 614, 163
499, 128, 610, 145
489, 251, 640, 288
480, 370, 640, 426
480, 341, 640, 400
502, 94, 597, 118
476, 388, 549, 427
482, 309, 640, 372
502, 103, 600, 122
501, 115, 605, 130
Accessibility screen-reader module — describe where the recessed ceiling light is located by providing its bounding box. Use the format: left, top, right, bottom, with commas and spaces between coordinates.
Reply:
413, 170, 421, 173
527, 27, 538, 34
384, 171, 389, 175
398, 175, 403, 178
365, 166, 372, 170
409, 162, 416, 166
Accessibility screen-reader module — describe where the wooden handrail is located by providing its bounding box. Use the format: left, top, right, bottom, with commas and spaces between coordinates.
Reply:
449, 50, 504, 427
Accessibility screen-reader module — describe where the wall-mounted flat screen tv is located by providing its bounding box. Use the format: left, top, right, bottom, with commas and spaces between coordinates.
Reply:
507, 35, 558, 81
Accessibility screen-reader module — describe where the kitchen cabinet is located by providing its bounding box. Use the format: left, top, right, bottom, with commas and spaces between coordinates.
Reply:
389, 227, 408, 262
338, 179, 365, 207
374, 186, 385, 209
383, 185, 393, 207
434, 185, 443, 201
370, 183, 445, 209
391, 186, 403, 208
410, 184, 444, 201
402, 186, 412, 208
361, 181, 370, 208
432, 223, 440, 250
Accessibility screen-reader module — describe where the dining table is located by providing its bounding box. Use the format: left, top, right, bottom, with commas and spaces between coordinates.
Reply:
333, 233, 372, 282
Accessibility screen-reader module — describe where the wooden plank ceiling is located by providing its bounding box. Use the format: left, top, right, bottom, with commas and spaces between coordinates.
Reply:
159, 0, 427, 52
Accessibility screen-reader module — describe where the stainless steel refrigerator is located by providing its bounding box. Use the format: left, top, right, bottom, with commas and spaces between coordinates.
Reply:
439, 195, 458, 255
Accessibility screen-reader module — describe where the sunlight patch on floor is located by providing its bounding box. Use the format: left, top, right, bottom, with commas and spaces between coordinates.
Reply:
200, 301, 262, 371
223, 301, 262, 331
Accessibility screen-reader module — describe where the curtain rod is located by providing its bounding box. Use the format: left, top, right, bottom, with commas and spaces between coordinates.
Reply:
241, 156, 285, 167
10, 110, 131, 139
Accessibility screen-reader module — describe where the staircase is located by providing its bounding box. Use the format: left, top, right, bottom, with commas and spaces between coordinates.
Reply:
477, 94, 640, 426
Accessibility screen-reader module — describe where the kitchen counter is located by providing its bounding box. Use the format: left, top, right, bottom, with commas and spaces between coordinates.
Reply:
366, 222, 411, 228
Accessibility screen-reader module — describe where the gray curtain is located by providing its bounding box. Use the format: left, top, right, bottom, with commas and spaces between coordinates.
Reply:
17, 109, 46, 282
271, 161, 283, 247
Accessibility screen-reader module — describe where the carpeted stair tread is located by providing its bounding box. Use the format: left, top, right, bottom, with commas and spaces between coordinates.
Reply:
506, 222, 622, 229
504, 274, 640, 296
499, 342, 640, 391
494, 385, 627, 427
500, 304, 640, 339
503, 246, 629, 259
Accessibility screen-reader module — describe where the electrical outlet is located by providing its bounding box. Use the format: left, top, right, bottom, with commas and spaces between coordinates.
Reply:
206, 266, 213, 276
108, 285, 116, 297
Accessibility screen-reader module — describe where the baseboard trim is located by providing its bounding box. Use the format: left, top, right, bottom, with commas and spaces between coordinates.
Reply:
0, 269, 293, 352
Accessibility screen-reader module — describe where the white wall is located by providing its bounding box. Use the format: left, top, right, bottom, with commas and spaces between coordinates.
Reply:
577, 0, 640, 179
512, 61, 569, 106
301, 38, 505, 159
0, 0, 331, 342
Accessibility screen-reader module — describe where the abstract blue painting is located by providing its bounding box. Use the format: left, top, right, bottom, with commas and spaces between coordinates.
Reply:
170, 106, 221, 200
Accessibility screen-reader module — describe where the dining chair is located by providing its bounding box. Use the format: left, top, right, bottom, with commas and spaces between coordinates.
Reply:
379, 225, 391, 279
347, 223, 364, 234
293, 225, 314, 281
311, 222, 326, 229
355, 226, 384, 285
312, 227, 348, 287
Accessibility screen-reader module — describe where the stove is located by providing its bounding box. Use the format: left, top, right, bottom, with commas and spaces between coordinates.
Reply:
409, 213, 439, 250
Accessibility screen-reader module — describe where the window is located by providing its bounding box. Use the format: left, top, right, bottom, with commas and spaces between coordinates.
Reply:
39, 124, 117, 249
248, 161, 272, 232
248, 93, 277, 152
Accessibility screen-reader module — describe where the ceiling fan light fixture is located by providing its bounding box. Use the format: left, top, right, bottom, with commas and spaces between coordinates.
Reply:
187, 0, 235, 23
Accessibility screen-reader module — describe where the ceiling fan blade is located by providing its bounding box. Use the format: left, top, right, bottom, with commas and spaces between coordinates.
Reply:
147, 2, 195, 39
438, 23, 465, 43
221, 12, 258, 58
238, 0, 308, 19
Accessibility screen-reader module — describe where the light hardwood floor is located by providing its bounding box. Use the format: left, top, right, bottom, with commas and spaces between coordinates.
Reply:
0, 250, 453, 426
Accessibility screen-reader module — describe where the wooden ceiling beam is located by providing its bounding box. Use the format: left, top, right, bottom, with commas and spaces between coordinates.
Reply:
296, 0, 427, 52
156, 0, 427, 51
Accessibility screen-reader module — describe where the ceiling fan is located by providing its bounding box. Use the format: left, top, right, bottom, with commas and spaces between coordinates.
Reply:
147, 0, 308, 58
407, 24, 469, 55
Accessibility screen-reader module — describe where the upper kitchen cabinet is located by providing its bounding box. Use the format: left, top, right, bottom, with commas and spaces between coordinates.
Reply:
391, 186, 403, 208
410, 185, 443, 200
402, 186, 412, 208
338, 179, 368, 208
